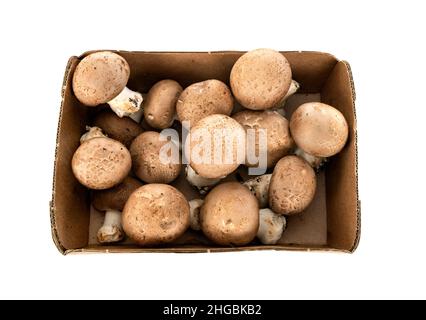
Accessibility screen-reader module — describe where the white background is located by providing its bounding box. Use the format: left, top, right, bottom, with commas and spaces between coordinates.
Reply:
0, 0, 425, 299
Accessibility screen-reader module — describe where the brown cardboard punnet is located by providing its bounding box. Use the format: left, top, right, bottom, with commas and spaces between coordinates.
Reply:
50, 51, 360, 254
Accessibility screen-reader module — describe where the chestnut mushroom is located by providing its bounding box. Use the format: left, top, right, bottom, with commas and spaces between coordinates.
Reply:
269, 155, 316, 215
230, 49, 292, 110
233, 110, 294, 169
122, 184, 190, 246
187, 114, 246, 179
144, 80, 183, 129
200, 182, 259, 246
72, 51, 143, 119
92, 176, 143, 243
72, 136, 131, 190
130, 131, 181, 183
176, 79, 233, 127
93, 110, 143, 147
290, 102, 349, 168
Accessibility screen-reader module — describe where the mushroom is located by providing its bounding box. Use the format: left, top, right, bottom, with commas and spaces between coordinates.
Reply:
72, 51, 143, 119
93, 109, 143, 147
230, 49, 292, 110
144, 80, 182, 129
176, 79, 233, 128
289, 102, 349, 168
257, 208, 287, 245
187, 114, 246, 179
92, 176, 143, 243
122, 184, 190, 245
72, 136, 131, 190
189, 198, 204, 231
233, 110, 294, 170
269, 155, 317, 215
185, 165, 221, 195
200, 182, 259, 246
242, 174, 272, 208
130, 131, 181, 183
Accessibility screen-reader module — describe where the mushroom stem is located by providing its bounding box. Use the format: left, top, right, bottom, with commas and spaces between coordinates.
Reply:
80, 126, 106, 144
108, 86, 143, 118
294, 148, 325, 169
274, 80, 300, 115
185, 165, 221, 195
128, 102, 145, 123
97, 209, 124, 244
242, 174, 272, 208
189, 199, 204, 230
257, 208, 287, 245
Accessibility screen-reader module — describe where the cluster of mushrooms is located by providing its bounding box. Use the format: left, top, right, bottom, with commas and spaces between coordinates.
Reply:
70, 49, 349, 247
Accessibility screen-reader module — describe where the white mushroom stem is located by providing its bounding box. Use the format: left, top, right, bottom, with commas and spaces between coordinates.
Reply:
294, 148, 325, 169
108, 87, 143, 119
189, 199, 204, 231
185, 165, 221, 195
97, 209, 124, 244
257, 208, 287, 245
243, 174, 272, 208
80, 126, 106, 144
274, 80, 300, 116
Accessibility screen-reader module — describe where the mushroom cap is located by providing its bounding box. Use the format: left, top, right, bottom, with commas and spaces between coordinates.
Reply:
93, 110, 143, 147
72, 51, 130, 106
72, 137, 131, 190
200, 182, 259, 246
92, 176, 143, 211
188, 114, 246, 179
233, 110, 294, 168
130, 131, 181, 183
122, 184, 190, 245
230, 49, 292, 110
176, 79, 234, 126
269, 155, 316, 215
290, 102, 349, 157
144, 80, 183, 129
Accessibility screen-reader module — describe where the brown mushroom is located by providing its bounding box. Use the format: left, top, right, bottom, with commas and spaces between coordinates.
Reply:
72, 137, 131, 190
230, 49, 292, 110
92, 176, 143, 243
176, 79, 233, 127
93, 109, 143, 147
188, 114, 246, 179
233, 110, 294, 169
122, 184, 190, 245
72, 51, 143, 118
269, 155, 316, 215
290, 102, 349, 167
130, 131, 181, 183
144, 80, 182, 129
200, 182, 259, 246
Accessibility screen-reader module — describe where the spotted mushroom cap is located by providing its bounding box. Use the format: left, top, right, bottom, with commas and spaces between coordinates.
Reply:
144, 79, 183, 129
290, 102, 349, 157
72, 51, 130, 106
269, 155, 316, 215
233, 110, 294, 168
200, 182, 259, 246
122, 184, 190, 246
176, 79, 234, 127
72, 137, 132, 190
130, 131, 181, 183
230, 49, 292, 110
188, 114, 246, 179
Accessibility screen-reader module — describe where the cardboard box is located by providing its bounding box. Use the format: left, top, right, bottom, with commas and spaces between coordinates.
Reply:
50, 51, 360, 254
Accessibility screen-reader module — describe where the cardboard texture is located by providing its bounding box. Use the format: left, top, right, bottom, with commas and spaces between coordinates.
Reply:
51, 51, 360, 254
